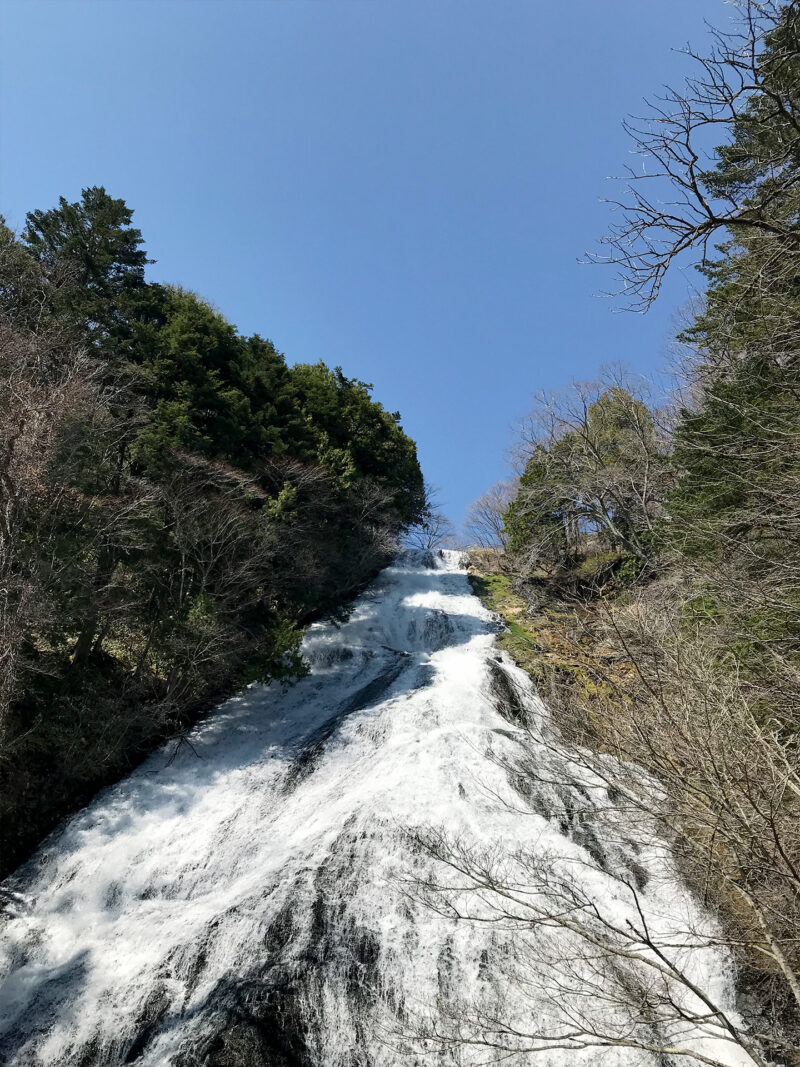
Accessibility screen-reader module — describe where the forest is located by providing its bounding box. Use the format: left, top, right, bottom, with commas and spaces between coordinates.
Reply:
463, 2, 800, 1053
0, 190, 425, 873
4, 3, 800, 1064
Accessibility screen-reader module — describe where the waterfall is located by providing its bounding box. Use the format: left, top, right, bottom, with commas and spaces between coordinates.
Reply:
0, 551, 757, 1066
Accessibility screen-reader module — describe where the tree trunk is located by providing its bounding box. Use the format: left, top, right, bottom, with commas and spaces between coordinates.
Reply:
71, 549, 118, 668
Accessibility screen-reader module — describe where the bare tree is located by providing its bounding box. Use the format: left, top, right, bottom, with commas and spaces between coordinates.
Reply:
463, 479, 518, 551
398, 647, 799, 1064
408, 824, 780, 1066
406, 482, 458, 550
585, 584, 800, 1021
594, 1, 800, 309
0, 322, 102, 738
425, 573, 800, 1061
406, 511, 458, 551
509, 369, 672, 569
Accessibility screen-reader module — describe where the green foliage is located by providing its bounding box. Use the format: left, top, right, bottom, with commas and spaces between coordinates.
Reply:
0, 187, 425, 874
614, 552, 647, 588
22, 186, 149, 346
505, 386, 668, 572
659, 10, 800, 679
503, 445, 569, 563
237, 618, 309, 686
700, 8, 800, 222
468, 571, 512, 601
288, 362, 425, 523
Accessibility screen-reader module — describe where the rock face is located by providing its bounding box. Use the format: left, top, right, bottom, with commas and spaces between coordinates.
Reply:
0, 552, 753, 1066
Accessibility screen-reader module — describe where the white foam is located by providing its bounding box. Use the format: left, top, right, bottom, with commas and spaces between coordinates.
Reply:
0, 550, 757, 1065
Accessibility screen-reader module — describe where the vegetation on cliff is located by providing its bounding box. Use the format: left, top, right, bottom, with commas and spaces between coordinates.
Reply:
467, 3, 800, 1059
0, 188, 424, 874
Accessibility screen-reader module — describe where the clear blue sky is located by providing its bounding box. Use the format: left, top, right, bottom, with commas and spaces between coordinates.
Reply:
2, 0, 725, 523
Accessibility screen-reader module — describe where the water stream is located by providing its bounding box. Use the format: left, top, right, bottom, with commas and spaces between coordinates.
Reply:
0, 551, 756, 1065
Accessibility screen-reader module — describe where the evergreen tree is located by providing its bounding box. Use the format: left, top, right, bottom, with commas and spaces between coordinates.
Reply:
505, 384, 667, 570
1, 189, 425, 874
22, 186, 149, 346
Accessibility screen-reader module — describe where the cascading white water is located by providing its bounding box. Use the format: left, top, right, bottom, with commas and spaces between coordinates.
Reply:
0, 551, 757, 1066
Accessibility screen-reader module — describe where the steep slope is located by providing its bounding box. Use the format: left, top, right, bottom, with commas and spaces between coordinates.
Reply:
0, 552, 755, 1066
